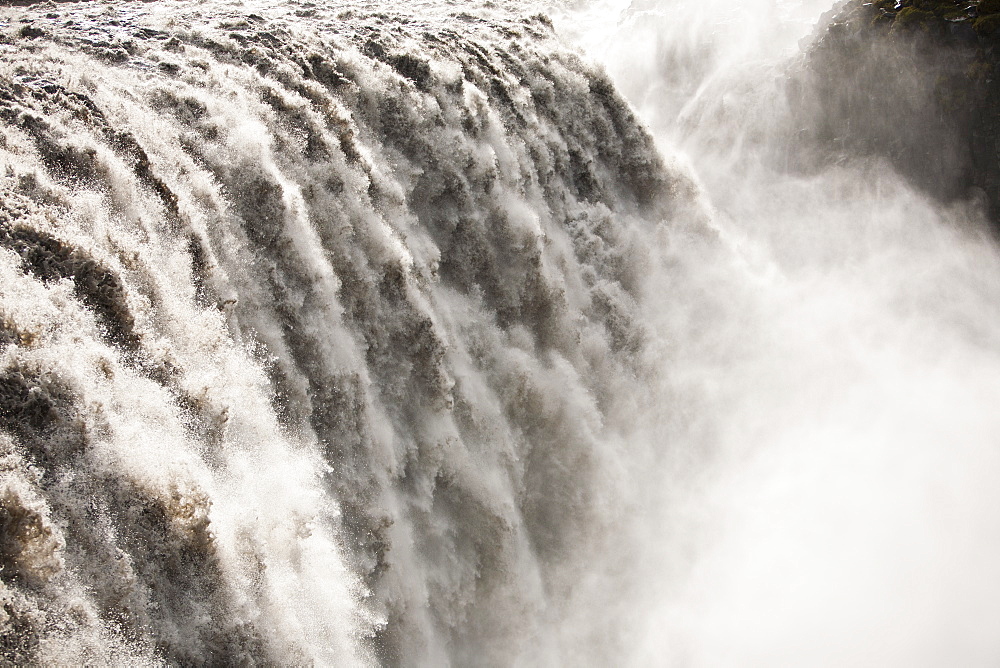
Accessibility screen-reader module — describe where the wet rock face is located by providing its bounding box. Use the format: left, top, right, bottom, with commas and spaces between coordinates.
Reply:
798, 0, 1000, 222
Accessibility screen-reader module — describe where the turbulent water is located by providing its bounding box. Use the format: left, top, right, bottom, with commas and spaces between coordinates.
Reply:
0, 0, 999, 665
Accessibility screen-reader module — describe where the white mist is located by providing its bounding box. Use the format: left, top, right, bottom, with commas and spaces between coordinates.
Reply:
556, 0, 1000, 665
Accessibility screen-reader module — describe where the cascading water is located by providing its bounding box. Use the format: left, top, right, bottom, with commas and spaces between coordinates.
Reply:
0, 1, 680, 663
0, 0, 998, 665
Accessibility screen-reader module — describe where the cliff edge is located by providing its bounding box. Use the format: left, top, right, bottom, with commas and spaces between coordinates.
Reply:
799, 0, 1000, 222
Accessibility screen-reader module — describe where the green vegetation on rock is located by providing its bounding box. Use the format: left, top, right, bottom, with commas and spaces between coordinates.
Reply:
892, 7, 936, 34
974, 13, 1000, 35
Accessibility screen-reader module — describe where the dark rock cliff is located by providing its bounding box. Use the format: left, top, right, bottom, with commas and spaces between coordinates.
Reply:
796, 0, 1000, 223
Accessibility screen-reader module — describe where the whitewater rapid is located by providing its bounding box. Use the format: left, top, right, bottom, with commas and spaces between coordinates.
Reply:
1, 0, 999, 665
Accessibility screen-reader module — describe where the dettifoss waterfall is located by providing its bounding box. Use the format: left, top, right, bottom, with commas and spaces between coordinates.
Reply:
0, 0, 998, 665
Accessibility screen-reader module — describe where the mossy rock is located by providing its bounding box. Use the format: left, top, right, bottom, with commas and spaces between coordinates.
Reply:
896, 6, 936, 23
980, 0, 1000, 16
940, 9, 968, 20
871, 11, 897, 30
892, 6, 937, 33
912, 0, 965, 14
974, 13, 1000, 35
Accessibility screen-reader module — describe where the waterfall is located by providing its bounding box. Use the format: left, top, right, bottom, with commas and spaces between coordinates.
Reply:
0, 1, 684, 663
1, 0, 999, 665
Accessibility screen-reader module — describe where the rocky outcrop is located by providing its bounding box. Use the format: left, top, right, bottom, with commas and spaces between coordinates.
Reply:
797, 0, 1000, 222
